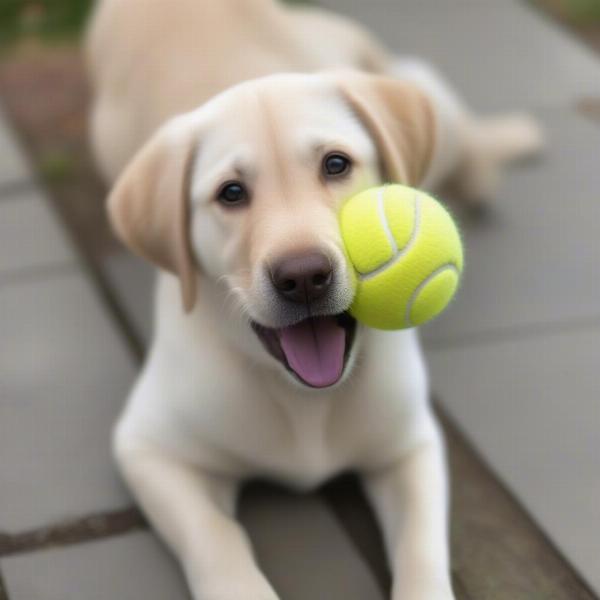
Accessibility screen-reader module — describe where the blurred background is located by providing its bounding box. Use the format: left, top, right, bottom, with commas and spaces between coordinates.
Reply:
0, 1, 599, 599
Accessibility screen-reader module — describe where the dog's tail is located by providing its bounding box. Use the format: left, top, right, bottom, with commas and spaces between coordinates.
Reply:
470, 114, 544, 165
453, 113, 544, 203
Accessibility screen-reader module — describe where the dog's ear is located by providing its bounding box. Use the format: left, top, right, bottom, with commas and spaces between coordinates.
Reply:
108, 122, 198, 312
336, 72, 436, 186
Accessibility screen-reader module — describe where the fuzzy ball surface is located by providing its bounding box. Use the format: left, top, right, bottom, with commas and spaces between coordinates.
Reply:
340, 184, 463, 330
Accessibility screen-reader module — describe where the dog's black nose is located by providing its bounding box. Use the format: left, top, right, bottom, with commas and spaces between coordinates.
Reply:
271, 252, 333, 304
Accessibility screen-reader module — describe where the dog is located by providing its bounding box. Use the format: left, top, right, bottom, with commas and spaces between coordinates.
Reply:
87, 1, 542, 598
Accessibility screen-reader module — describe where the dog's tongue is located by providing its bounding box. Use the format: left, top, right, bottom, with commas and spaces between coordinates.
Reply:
278, 317, 346, 388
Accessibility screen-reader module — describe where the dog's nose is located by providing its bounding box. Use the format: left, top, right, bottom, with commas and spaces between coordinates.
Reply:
271, 252, 333, 304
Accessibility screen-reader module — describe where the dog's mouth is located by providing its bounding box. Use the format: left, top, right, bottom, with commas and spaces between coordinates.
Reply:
251, 313, 357, 389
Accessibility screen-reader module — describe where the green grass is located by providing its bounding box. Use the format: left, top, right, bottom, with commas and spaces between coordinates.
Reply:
0, 0, 95, 46
557, 0, 600, 23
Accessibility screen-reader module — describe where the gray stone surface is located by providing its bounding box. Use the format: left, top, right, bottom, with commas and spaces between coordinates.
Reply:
0, 107, 30, 188
2, 532, 191, 600
423, 108, 600, 347
240, 485, 384, 600
104, 252, 154, 345
321, 0, 600, 110
0, 190, 74, 278
1, 490, 385, 600
0, 270, 135, 531
428, 326, 600, 594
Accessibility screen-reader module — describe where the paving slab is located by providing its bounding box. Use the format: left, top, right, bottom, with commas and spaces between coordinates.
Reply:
103, 252, 154, 345
2, 532, 190, 600
0, 107, 30, 188
422, 108, 600, 347
428, 326, 600, 594
1, 487, 384, 600
321, 0, 600, 110
0, 270, 135, 532
0, 189, 74, 277
240, 483, 384, 600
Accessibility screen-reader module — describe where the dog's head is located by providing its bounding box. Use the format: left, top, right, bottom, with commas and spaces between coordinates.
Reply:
108, 71, 435, 389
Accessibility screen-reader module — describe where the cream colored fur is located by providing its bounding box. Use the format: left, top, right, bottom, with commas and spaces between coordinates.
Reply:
87, 1, 542, 599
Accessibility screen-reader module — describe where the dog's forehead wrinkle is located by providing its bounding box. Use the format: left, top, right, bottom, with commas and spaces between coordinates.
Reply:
254, 81, 348, 191
257, 88, 297, 203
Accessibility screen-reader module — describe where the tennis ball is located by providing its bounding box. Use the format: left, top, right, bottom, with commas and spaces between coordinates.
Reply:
340, 184, 463, 330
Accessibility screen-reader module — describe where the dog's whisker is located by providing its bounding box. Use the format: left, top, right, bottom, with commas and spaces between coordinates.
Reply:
220, 282, 254, 324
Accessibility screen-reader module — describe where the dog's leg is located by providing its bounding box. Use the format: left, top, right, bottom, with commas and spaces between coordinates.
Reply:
114, 440, 279, 600
362, 429, 454, 600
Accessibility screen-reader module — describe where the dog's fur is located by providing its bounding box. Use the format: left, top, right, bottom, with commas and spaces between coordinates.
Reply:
87, 1, 542, 598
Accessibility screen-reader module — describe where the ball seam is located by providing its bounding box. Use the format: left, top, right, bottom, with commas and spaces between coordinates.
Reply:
358, 189, 421, 281
404, 263, 460, 327
377, 186, 398, 255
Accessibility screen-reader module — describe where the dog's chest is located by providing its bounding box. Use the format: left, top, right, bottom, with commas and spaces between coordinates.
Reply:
203, 389, 350, 489
260, 401, 347, 489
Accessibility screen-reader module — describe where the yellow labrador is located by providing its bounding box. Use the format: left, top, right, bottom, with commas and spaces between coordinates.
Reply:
87, 1, 542, 598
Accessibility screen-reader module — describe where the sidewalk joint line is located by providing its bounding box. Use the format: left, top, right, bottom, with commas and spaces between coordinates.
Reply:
0, 507, 146, 558
0, 261, 78, 288
426, 313, 600, 352
0, 179, 38, 200
0, 569, 9, 600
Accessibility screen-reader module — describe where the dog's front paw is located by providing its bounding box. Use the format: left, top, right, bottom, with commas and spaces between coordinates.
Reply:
392, 579, 455, 600
190, 575, 280, 600
201, 591, 279, 600
394, 591, 456, 600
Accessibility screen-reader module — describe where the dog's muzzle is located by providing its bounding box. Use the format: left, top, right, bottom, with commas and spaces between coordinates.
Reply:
251, 250, 357, 389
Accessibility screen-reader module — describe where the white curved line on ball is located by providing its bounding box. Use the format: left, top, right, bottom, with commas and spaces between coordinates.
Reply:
377, 186, 398, 254
404, 263, 460, 328
358, 189, 421, 281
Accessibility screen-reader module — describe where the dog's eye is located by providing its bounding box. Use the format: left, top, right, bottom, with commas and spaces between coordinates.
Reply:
217, 182, 248, 207
323, 153, 351, 178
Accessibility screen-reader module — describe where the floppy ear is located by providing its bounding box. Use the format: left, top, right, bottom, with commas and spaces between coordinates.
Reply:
336, 72, 436, 186
107, 123, 198, 312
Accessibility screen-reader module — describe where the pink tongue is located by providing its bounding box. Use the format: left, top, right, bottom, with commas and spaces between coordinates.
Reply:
279, 317, 346, 388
